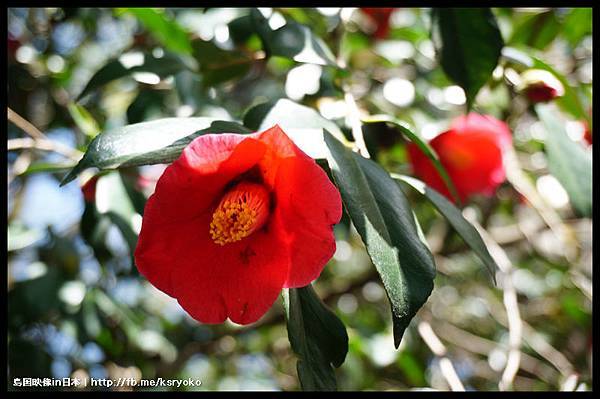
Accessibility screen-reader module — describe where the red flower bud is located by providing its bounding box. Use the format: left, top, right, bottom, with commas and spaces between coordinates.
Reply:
361, 8, 395, 39
134, 125, 342, 325
518, 69, 564, 103
408, 113, 512, 203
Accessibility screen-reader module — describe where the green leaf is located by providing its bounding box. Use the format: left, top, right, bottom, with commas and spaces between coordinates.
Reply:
323, 130, 436, 347
191, 39, 253, 85
60, 118, 251, 186
431, 8, 504, 109
121, 8, 193, 55
509, 10, 560, 50
67, 103, 101, 138
250, 9, 337, 66
362, 116, 461, 205
561, 8, 592, 47
393, 174, 498, 283
283, 285, 348, 391
126, 88, 169, 124
19, 162, 76, 177
243, 98, 347, 159
228, 14, 256, 46
76, 52, 192, 100
535, 104, 592, 217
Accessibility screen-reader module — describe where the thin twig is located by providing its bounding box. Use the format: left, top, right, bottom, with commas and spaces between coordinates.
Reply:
8, 137, 82, 161
8, 151, 33, 185
464, 210, 522, 391
7, 107, 45, 140
432, 319, 557, 383
417, 321, 465, 391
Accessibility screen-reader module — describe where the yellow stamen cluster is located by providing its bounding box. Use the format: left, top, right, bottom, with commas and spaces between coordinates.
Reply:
209, 182, 270, 246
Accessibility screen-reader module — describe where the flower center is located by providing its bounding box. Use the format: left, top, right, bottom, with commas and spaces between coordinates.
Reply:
210, 182, 271, 246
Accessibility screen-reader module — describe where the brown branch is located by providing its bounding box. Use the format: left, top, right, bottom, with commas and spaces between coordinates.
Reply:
7, 107, 45, 140
8, 137, 82, 161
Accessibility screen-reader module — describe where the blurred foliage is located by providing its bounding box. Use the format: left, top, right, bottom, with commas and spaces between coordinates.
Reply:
7, 7, 592, 391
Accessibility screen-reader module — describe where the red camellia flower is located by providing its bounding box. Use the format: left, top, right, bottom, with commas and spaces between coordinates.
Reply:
361, 8, 395, 39
134, 125, 342, 325
407, 113, 512, 203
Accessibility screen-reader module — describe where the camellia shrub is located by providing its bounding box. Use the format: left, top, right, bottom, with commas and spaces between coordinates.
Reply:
7, 7, 592, 392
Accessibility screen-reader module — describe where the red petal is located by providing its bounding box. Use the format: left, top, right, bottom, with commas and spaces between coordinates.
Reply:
256, 125, 342, 288
171, 212, 290, 325
135, 133, 266, 297
143, 134, 266, 225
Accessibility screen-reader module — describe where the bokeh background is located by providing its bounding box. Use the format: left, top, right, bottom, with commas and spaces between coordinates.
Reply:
7, 7, 592, 391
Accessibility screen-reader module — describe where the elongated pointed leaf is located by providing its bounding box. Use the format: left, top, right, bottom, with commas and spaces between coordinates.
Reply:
121, 8, 193, 55
61, 118, 251, 186
192, 39, 253, 85
394, 174, 498, 283
323, 130, 436, 347
431, 8, 504, 108
362, 116, 461, 205
67, 103, 101, 138
250, 9, 337, 66
535, 104, 592, 217
283, 285, 348, 391
77, 52, 192, 100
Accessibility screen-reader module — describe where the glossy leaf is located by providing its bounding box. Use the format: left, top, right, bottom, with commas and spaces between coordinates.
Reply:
323, 130, 436, 347
121, 8, 193, 55
283, 285, 348, 391
19, 162, 76, 177
76, 52, 192, 100
509, 10, 560, 50
243, 99, 347, 159
431, 8, 504, 108
561, 8, 592, 47
191, 39, 253, 85
250, 9, 337, 66
362, 116, 461, 205
67, 103, 100, 138
394, 174, 498, 283
535, 104, 592, 217
61, 118, 251, 186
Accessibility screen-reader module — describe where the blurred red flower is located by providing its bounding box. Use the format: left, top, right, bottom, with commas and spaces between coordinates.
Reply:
134, 125, 342, 325
361, 8, 395, 39
408, 113, 512, 203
